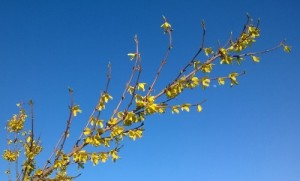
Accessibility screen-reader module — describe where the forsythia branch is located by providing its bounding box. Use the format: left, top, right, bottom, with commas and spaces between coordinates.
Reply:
2, 15, 291, 181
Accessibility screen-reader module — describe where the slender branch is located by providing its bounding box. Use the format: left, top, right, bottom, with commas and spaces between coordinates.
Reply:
232, 42, 283, 58
174, 19, 206, 82
42, 132, 64, 171
54, 90, 75, 163
111, 35, 140, 119
147, 27, 172, 96
125, 65, 142, 112
76, 62, 112, 145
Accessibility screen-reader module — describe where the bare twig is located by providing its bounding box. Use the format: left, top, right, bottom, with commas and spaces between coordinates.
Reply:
147, 21, 173, 97
111, 35, 140, 119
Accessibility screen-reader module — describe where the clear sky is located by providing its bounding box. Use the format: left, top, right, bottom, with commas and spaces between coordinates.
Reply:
1, 0, 300, 181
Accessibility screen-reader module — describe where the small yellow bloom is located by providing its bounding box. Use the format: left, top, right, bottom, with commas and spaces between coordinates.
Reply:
2, 150, 19, 162
83, 127, 92, 136
127, 53, 136, 61
99, 152, 108, 163
161, 16, 172, 32
137, 83, 146, 91
90, 153, 100, 166
181, 104, 191, 112
110, 150, 119, 162
218, 77, 225, 85
73, 150, 88, 163
251, 55, 260, 63
128, 86, 134, 94
197, 104, 202, 112
204, 47, 214, 56
201, 77, 210, 89
229, 72, 239, 86
283, 45, 291, 53
71, 105, 82, 117
172, 105, 180, 114
128, 129, 143, 141
161, 22, 172, 32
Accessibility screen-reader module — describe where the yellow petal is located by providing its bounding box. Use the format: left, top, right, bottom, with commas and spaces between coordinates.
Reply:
197, 104, 202, 112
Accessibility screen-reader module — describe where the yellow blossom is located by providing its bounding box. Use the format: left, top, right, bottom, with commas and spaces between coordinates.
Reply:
128, 86, 135, 94
201, 63, 213, 73
283, 45, 291, 53
171, 105, 180, 114
201, 77, 210, 89
251, 55, 260, 63
137, 83, 147, 91
99, 152, 109, 163
110, 126, 124, 138
2, 150, 19, 162
181, 104, 191, 112
204, 47, 214, 56
128, 129, 143, 141
161, 21, 172, 32
229, 72, 239, 86
110, 150, 119, 162
197, 104, 202, 112
73, 150, 88, 163
218, 77, 225, 85
83, 127, 92, 136
127, 53, 136, 61
71, 105, 82, 117
90, 153, 100, 166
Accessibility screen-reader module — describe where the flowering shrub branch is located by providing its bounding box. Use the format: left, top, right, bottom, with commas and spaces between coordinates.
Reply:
2, 15, 290, 181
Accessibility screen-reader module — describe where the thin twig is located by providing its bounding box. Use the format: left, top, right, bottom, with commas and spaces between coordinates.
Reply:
147, 27, 172, 96
173, 20, 206, 84
111, 35, 140, 119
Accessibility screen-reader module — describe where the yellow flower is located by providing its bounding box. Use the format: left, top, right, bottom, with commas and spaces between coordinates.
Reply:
110, 126, 124, 138
189, 76, 199, 88
218, 77, 225, 85
181, 104, 191, 112
248, 26, 260, 38
171, 105, 180, 114
128, 129, 143, 141
201, 63, 213, 73
161, 16, 172, 32
124, 111, 137, 125
71, 105, 82, 117
127, 53, 136, 61
99, 152, 108, 163
229, 72, 239, 86
251, 55, 260, 63
197, 104, 202, 112
2, 150, 19, 162
161, 22, 171, 32
201, 77, 210, 89
128, 86, 134, 94
90, 153, 100, 166
110, 150, 119, 162
73, 150, 88, 163
204, 47, 214, 56
108, 117, 118, 125
137, 83, 146, 91
83, 127, 92, 136
34, 169, 43, 176
283, 45, 291, 53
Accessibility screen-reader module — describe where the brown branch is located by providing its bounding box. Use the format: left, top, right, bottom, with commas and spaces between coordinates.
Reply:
53, 89, 75, 164
232, 42, 283, 58
21, 100, 35, 180
174, 20, 206, 82
111, 35, 140, 119
147, 27, 172, 97
76, 61, 112, 146
42, 132, 64, 171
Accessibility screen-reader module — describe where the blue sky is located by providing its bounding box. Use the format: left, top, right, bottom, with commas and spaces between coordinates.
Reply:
1, 0, 300, 181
